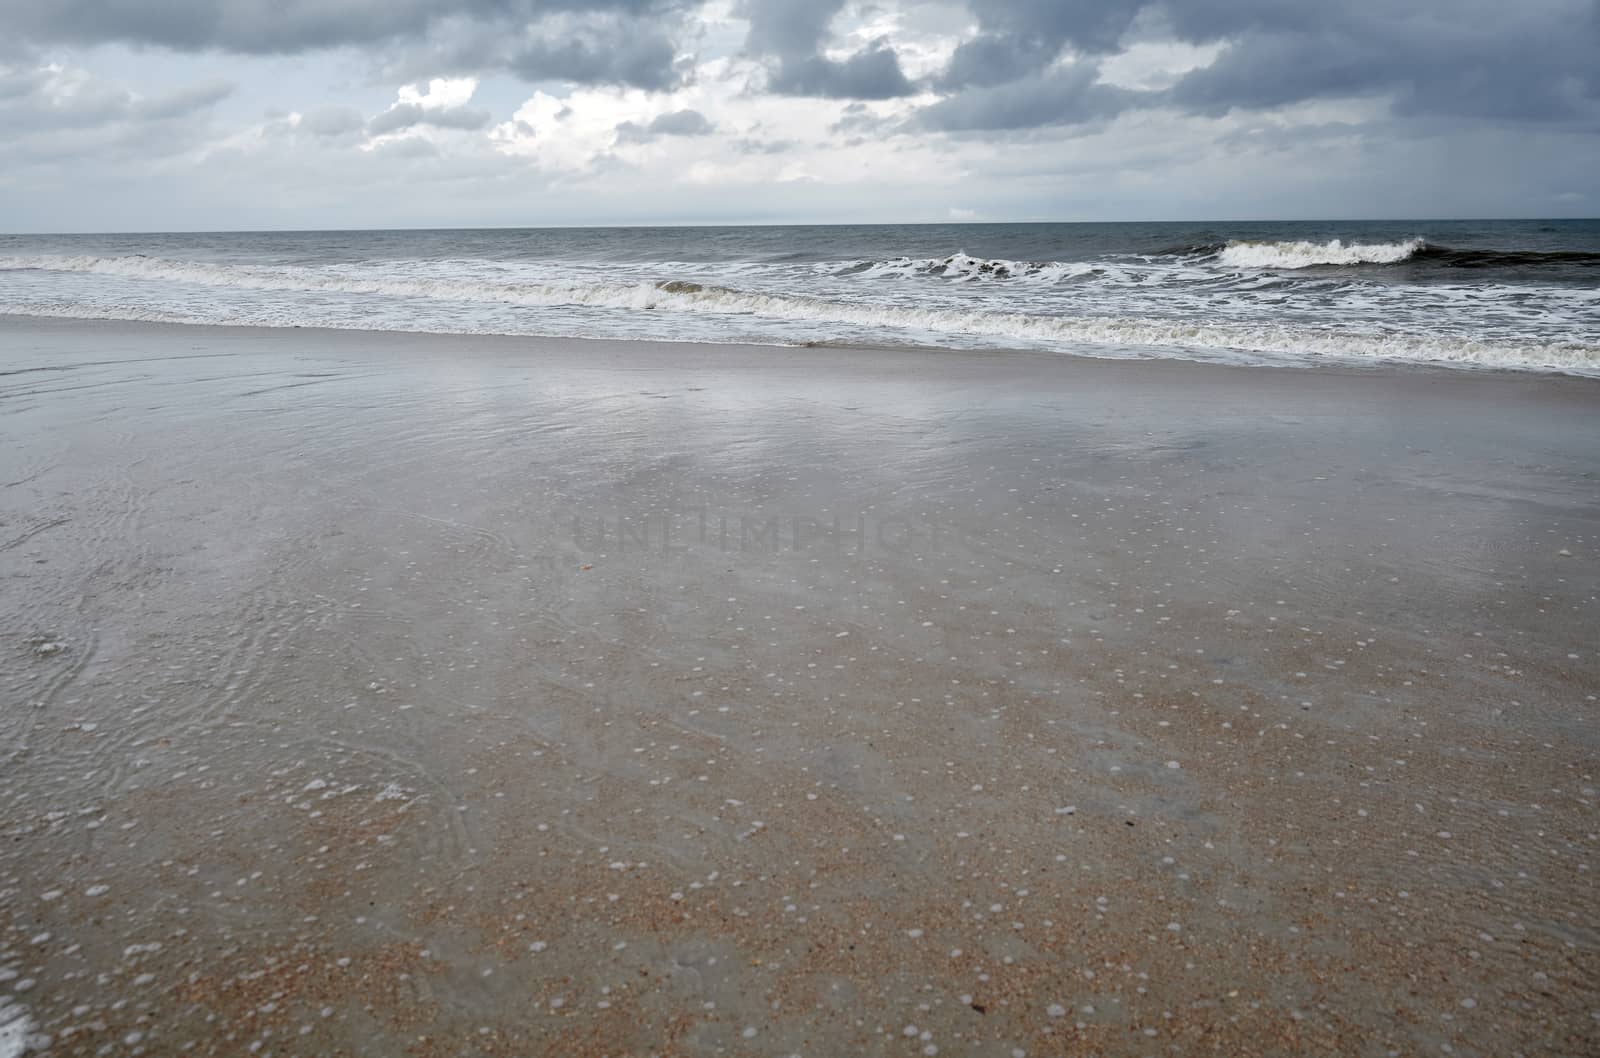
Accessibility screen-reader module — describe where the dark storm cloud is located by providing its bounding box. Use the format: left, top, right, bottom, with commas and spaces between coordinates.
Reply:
939, 0, 1143, 89
740, 0, 841, 57
644, 108, 713, 135
0, 0, 696, 89
0, 0, 677, 55
740, 0, 914, 99
931, 0, 1600, 128
767, 43, 913, 100
364, 11, 686, 92
6, 0, 1596, 128
507, 22, 682, 91
916, 65, 1132, 132
614, 107, 713, 142
1161, 1, 1600, 123
368, 102, 490, 135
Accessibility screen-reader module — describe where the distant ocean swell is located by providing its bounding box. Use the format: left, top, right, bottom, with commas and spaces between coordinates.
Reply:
3, 240, 1600, 376
1199, 239, 1600, 270
845, 240, 1600, 275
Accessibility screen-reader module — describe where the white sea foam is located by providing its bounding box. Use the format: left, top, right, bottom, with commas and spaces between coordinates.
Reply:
0, 1000, 31, 1058
1217, 238, 1426, 269
3, 296, 1594, 375
830, 253, 1103, 283
3, 252, 1596, 375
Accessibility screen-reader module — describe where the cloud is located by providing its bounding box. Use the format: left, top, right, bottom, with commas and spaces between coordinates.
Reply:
369, 134, 440, 158
940, 0, 1143, 89
1160, 1, 1600, 124
0, 0, 700, 90
615, 107, 714, 142
732, 136, 795, 154
767, 42, 914, 100
915, 65, 1132, 132
0, 0, 684, 55
741, 0, 915, 99
911, 0, 1600, 132
364, 77, 489, 139
353, 10, 690, 91
740, 0, 843, 58
300, 104, 365, 138
0, 62, 230, 136
369, 101, 490, 135
508, 20, 683, 91
0, 62, 232, 176
4, 0, 1595, 124
3, 0, 1599, 229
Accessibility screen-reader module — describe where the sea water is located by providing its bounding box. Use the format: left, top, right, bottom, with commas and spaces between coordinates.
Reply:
2, 219, 1597, 373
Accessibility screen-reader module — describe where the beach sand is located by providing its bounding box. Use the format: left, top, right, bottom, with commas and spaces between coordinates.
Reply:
1, 316, 1597, 1057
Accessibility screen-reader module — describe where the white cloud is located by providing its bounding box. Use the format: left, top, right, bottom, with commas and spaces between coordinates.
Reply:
396, 76, 479, 111
365, 76, 487, 148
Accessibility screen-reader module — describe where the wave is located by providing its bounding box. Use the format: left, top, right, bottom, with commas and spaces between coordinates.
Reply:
745, 241, 1600, 282
2, 254, 1596, 375
822, 253, 1102, 283
1149, 241, 1227, 258
0, 253, 704, 309
1414, 245, 1600, 269
1216, 238, 1426, 269
827, 240, 1600, 279
1193, 239, 1600, 271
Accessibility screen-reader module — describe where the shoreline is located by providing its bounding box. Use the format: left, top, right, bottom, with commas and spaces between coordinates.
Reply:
2, 314, 1597, 1056
9, 311, 1600, 389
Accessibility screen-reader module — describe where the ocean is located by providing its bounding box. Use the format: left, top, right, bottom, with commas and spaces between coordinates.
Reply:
2, 219, 1598, 374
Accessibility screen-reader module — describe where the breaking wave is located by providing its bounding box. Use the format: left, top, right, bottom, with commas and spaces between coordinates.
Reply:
818, 240, 1600, 279
822, 253, 1102, 283
1185, 239, 1600, 271
2, 253, 1596, 375
1216, 238, 1427, 269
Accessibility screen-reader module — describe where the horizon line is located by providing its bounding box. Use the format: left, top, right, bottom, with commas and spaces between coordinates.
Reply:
4, 215, 1598, 238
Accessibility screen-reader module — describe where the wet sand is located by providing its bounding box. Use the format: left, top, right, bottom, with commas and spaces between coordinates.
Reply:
1, 315, 1597, 1057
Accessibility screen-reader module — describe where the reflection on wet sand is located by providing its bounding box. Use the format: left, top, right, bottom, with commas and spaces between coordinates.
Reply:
2, 317, 1597, 1056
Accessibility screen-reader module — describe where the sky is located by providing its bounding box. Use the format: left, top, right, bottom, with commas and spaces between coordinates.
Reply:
1, 0, 1597, 231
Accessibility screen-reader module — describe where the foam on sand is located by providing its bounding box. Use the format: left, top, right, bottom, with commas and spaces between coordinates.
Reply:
0, 1000, 31, 1058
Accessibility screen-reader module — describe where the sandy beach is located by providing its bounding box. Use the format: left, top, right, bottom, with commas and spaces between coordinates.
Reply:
1, 315, 1597, 1057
